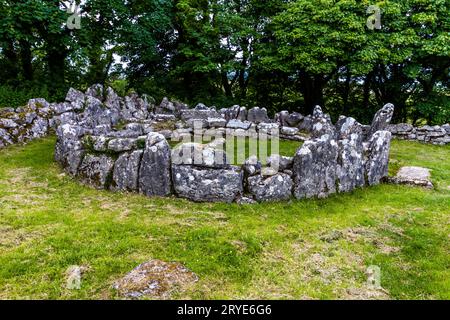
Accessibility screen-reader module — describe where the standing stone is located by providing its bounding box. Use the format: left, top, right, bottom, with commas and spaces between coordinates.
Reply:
311, 106, 335, 139
335, 117, 365, 192
275, 111, 290, 126
365, 131, 392, 186
85, 84, 104, 101
293, 135, 338, 199
78, 154, 115, 189
65, 88, 86, 111
248, 173, 293, 202
367, 103, 395, 138
139, 133, 172, 197
112, 150, 143, 192
247, 107, 269, 124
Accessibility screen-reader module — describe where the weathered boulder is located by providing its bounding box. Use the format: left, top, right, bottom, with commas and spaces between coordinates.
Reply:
247, 107, 269, 124
390, 166, 433, 189
172, 165, 243, 203
27, 98, 50, 111
367, 103, 394, 138
207, 117, 227, 128
111, 150, 143, 192
293, 135, 338, 199
108, 138, 137, 152
139, 133, 172, 197
257, 122, 280, 135
156, 97, 177, 115
227, 119, 252, 130
65, 88, 86, 111
248, 173, 293, 202
275, 111, 290, 126
113, 260, 198, 299
243, 155, 262, 176
281, 126, 299, 136
298, 116, 313, 132
55, 124, 87, 176
365, 130, 392, 186
29, 117, 49, 139
286, 112, 304, 127
267, 154, 294, 171
82, 96, 113, 127
221, 105, 236, 121
78, 154, 115, 189
53, 102, 74, 115
0, 118, 18, 129
85, 84, 104, 101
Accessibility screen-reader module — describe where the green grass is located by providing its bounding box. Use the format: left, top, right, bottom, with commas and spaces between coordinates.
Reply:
0, 137, 448, 300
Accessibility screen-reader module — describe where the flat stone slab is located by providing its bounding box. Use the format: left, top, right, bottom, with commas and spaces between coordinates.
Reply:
392, 166, 433, 189
113, 260, 198, 299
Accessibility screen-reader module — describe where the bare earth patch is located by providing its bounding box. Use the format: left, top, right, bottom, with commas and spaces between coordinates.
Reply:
113, 260, 198, 299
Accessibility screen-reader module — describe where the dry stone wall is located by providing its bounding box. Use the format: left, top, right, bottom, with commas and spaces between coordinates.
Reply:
388, 123, 449, 145
40, 84, 397, 203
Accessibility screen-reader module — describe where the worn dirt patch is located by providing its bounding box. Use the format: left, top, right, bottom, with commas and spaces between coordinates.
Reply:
0, 225, 42, 248
113, 259, 198, 299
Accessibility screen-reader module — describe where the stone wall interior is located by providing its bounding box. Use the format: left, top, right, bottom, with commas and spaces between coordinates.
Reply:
0, 83, 429, 203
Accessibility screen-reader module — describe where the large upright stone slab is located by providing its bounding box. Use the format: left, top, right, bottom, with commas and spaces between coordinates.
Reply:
112, 150, 143, 192
248, 173, 293, 202
293, 135, 338, 199
365, 130, 392, 186
55, 124, 86, 176
311, 106, 335, 139
172, 165, 243, 203
247, 107, 269, 124
367, 103, 394, 138
138, 133, 172, 197
78, 154, 115, 189
335, 117, 365, 192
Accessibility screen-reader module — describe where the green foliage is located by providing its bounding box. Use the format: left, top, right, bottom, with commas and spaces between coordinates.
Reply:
0, 85, 53, 108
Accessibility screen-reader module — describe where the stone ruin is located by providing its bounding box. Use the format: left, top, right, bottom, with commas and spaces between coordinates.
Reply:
14, 84, 395, 204
0, 84, 403, 203
388, 123, 449, 145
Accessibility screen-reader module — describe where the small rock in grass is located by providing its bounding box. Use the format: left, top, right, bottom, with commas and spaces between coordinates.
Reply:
113, 260, 198, 299
391, 166, 433, 189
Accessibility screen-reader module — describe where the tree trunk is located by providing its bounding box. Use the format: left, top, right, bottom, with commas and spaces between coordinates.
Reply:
342, 69, 351, 115
299, 73, 325, 115
19, 39, 33, 81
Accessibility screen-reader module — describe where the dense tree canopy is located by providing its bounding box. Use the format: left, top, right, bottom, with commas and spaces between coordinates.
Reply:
0, 0, 448, 124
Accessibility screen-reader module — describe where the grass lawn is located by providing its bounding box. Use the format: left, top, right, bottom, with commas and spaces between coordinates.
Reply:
0, 137, 448, 300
